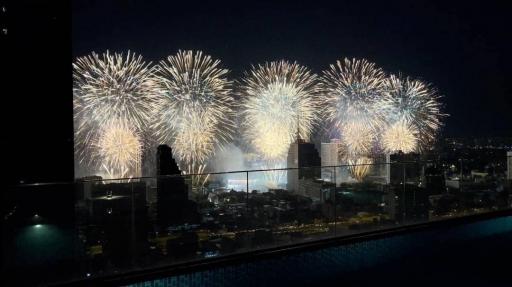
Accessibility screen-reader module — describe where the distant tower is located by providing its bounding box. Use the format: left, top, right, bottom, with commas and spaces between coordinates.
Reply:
286, 131, 321, 194
387, 152, 421, 185
156, 145, 189, 227
424, 163, 446, 195
321, 139, 343, 185
157, 145, 181, 175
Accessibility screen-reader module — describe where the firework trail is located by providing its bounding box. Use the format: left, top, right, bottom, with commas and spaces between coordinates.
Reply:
152, 50, 235, 186
347, 156, 373, 182
73, 51, 159, 178
381, 74, 445, 152
239, 60, 320, 187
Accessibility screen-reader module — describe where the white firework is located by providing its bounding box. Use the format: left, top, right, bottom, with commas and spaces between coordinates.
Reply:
239, 61, 320, 186
73, 51, 160, 133
320, 58, 387, 136
240, 60, 320, 159
152, 50, 234, 184
381, 74, 445, 151
320, 58, 387, 181
382, 118, 418, 153
73, 51, 160, 178
341, 121, 375, 156
95, 119, 142, 179
347, 156, 373, 182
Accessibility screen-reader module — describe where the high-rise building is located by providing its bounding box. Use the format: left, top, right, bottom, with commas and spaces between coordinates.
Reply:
387, 152, 422, 185
383, 184, 429, 223
156, 145, 198, 228
286, 136, 321, 194
87, 181, 148, 268
383, 152, 427, 223
424, 163, 446, 195
321, 139, 345, 185
157, 145, 181, 175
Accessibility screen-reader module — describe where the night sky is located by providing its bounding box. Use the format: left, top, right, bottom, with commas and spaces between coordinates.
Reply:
72, 0, 512, 137
6, 0, 512, 183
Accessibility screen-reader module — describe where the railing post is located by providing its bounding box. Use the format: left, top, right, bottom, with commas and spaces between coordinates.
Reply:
246, 171, 249, 229
402, 162, 406, 222
333, 165, 337, 237
131, 180, 135, 267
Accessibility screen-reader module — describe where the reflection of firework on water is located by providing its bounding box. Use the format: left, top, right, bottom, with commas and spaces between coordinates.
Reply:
382, 118, 418, 153
152, 50, 234, 185
239, 60, 320, 186
95, 119, 142, 179
73, 51, 160, 178
347, 156, 372, 182
382, 75, 445, 151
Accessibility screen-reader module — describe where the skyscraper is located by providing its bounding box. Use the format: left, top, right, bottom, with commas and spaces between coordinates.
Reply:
387, 152, 422, 185
321, 139, 344, 185
88, 181, 148, 268
156, 145, 190, 227
286, 135, 321, 194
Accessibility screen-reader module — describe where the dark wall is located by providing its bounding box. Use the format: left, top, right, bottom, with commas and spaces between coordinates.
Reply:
5, 0, 73, 184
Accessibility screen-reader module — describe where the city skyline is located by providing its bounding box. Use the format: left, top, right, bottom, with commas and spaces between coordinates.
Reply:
7, 0, 512, 185
3, 1, 512, 285
72, 50, 445, 181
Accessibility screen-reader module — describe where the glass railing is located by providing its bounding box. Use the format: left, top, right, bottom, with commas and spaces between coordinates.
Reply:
2, 159, 511, 285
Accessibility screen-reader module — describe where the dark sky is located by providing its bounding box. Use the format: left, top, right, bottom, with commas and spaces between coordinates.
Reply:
72, 0, 512, 137
5, 0, 511, 183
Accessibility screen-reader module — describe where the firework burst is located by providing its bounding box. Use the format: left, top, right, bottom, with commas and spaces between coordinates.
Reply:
320, 58, 387, 136
341, 121, 375, 156
320, 58, 387, 181
240, 61, 320, 159
95, 119, 142, 179
239, 61, 320, 185
152, 50, 234, 184
73, 51, 159, 178
73, 51, 160, 133
381, 74, 445, 151
381, 118, 418, 153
